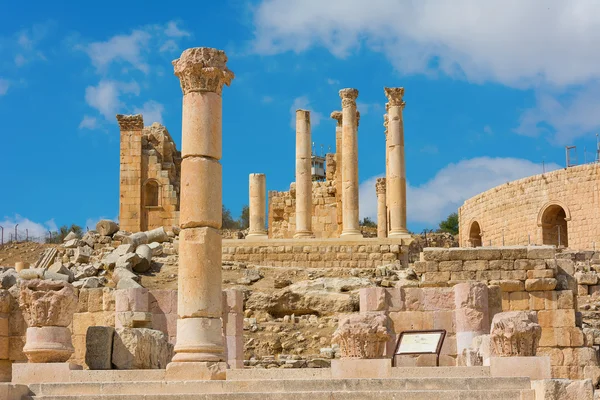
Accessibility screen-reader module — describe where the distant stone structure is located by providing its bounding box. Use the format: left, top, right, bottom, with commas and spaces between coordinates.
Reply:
117, 115, 181, 233
459, 163, 600, 250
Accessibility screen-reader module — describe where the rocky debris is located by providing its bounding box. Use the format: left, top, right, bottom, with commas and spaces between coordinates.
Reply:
117, 278, 143, 290
490, 311, 541, 356
0, 268, 18, 289
237, 268, 263, 285
86, 326, 115, 370
33, 248, 58, 270
332, 313, 390, 358
19, 279, 78, 327
63, 231, 78, 242
133, 245, 152, 273
111, 328, 173, 369
148, 242, 163, 256
532, 379, 593, 400
74, 246, 93, 264
96, 220, 119, 237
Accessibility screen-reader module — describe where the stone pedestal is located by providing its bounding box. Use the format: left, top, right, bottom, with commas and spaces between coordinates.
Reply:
331, 359, 391, 379
170, 47, 233, 373
376, 178, 387, 238
14, 262, 28, 273
490, 356, 551, 380
165, 361, 227, 381
12, 362, 82, 384
294, 109, 314, 238
384, 88, 410, 238
23, 326, 74, 363
339, 88, 362, 240
246, 173, 268, 240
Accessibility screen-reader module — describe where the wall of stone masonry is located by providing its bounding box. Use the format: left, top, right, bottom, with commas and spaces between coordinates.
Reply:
268, 178, 341, 239
223, 238, 409, 269
410, 246, 599, 379
459, 163, 600, 250
119, 120, 181, 233
3, 287, 243, 374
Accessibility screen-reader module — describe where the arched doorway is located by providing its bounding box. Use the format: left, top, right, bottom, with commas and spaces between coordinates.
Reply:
144, 180, 160, 207
540, 204, 569, 247
469, 221, 482, 247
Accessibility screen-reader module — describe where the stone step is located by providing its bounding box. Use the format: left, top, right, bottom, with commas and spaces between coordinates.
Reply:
26, 377, 531, 397
24, 389, 535, 400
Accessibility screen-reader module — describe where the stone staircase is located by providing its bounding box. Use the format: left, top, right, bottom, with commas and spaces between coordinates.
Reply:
5, 368, 535, 400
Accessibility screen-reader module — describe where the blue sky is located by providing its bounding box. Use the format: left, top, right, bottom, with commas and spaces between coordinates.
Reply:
2, 0, 600, 240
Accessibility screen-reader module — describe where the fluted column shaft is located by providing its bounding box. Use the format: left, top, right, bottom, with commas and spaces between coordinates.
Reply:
376, 178, 387, 238
247, 173, 268, 239
385, 88, 409, 237
171, 47, 234, 364
339, 89, 362, 239
294, 110, 314, 238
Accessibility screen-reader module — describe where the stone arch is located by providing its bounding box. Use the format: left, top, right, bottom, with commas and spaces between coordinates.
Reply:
538, 202, 570, 247
468, 220, 483, 248
143, 179, 160, 207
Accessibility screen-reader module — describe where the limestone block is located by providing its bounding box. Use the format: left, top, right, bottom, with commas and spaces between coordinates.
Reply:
332, 313, 390, 359
359, 287, 387, 312
501, 247, 528, 260
491, 356, 551, 380
19, 280, 77, 327
112, 268, 139, 284
422, 249, 450, 262
489, 280, 524, 292
584, 365, 600, 387
115, 288, 149, 312
421, 288, 455, 311
180, 157, 222, 229
96, 220, 119, 236
148, 242, 163, 256
544, 290, 574, 310
116, 311, 152, 329
525, 278, 557, 291
133, 244, 152, 273
527, 246, 555, 260
116, 278, 143, 290
438, 261, 463, 272
115, 244, 135, 256
489, 260, 513, 270
115, 253, 141, 271
464, 260, 488, 271
146, 227, 169, 243
526, 269, 554, 279
490, 311, 541, 356
508, 291, 529, 311
85, 326, 114, 370
532, 378, 593, 400
74, 246, 93, 263
389, 311, 433, 332
537, 309, 576, 328
111, 328, 173, 369
123, 232, 149, 248
575, 271, 598, 285
63, 239, 80, 248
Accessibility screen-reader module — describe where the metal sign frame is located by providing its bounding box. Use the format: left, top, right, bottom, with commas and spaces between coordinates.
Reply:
392, 329, 446, 367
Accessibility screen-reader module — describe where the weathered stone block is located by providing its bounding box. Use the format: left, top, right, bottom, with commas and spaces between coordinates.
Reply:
526, 269, 554, 279
527, 246, 555, 260
538, 309, 576, 328
389, 311, 433, 333
501, 247, 528, 260
464, 260, 488, 271
438, 261, 463, 272
508, 291, 529, 311
489, 279, 524, 292
111, 328, 173, 369
85, 326, 114, 370
525, 278, 557, 291
575, 271, 598, 285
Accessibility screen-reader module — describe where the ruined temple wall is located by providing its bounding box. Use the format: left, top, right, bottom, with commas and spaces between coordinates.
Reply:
459, 163, 600, 250
268, 179, 341, 239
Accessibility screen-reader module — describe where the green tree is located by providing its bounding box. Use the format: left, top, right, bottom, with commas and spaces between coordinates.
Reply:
45, 224, 84, 244
238, 205, 249, 230
222, 205, 239, 229
360, 217, 377, 228
438, 212, 459, 235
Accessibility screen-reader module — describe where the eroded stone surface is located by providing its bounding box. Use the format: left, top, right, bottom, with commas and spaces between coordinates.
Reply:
112, 328, 173, 369
19, 279, 78, 327
332, 313, 390, 359
490, 311, 541, 357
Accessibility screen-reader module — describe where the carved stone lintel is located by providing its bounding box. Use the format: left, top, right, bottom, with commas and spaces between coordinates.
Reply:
376, 178, 386, 194
384, 87, 406, 107
490, 311, 541, 357
332, 313, 390, 359
330, 111, 343, 126
339, 88, 359, 108
19, 279, 78, 327
172, 47, 235, 95
116, 114, 144, 131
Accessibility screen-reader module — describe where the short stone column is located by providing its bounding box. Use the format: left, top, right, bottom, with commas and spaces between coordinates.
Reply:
168, 47, 233, 380
19, 280, 78, 363
294, 109, 314, 238
376, 178, 387, 238
331, 111, 344, 236
384, 88, 409, 238
454, 282, 490, 355
339, 88, 362, 239
247, 173, 268, 240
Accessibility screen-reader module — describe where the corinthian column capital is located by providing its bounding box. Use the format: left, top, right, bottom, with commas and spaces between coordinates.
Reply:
339, 88, 359, 108
172, 47, 235, 95
330, 111, 343, 127
384, 87, 406, 107
116, 114, 144, 131
376, 178, 386, 194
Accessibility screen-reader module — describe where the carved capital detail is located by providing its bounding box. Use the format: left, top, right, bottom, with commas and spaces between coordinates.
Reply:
384, 87, 405, 107
332, 313, 390, 359
339, 88, 359, 108
330, 111, 343, 126
383, 114, 389, 136
376, 178, 386, 194
116, 114, 144, 131
172, 47, 234, 95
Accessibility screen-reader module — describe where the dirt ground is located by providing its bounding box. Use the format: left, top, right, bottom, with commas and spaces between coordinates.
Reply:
0, 241, 56, 267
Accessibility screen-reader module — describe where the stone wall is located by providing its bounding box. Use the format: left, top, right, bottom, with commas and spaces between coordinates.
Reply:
3, 287, 242, 374
268, 178, 341, 239
118, 115, 181, 233
459, 163, 600, 250
223, 238, 410, 269
408, 246, 599, 379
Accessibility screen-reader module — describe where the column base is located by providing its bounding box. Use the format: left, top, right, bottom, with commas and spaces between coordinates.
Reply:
293, 231, 315, 239
165, 361, 227, 381
245, 233, 268, 241
388, 230, 411, 239
340, 231, 363, 240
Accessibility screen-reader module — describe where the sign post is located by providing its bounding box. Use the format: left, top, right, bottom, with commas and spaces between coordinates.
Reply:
393, 330, 446, 367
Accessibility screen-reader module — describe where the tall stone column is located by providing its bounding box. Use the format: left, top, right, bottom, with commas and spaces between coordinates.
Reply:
384, 88, 409, 238
167, 47, 233, 380
117, 114, 144, 233
247, 173, 268, 240
339, 89, 362, 239
331, 111, 343, 236
294, 109, 314, 238
376, 178, 387, 238
384, 109, 390, 233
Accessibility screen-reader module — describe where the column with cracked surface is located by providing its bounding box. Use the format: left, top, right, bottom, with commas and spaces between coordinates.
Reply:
294, 109, 314, 238
376, 178, 387, 238
247, 173, 268, 240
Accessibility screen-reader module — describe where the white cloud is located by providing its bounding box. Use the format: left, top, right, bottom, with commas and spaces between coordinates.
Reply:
0, 215, 57, 243
0, 79, 9, 96
134, 100, 165, 124
84, 80, 140, 120
359, 157, 562, 227
86, 30, 152, 74
79, 115, 98, 130
356, 101, 382, 116
327, 78, 340, 85
159, 39, 178, 53
164, 21, 190, 38
289, 96, 323, 129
